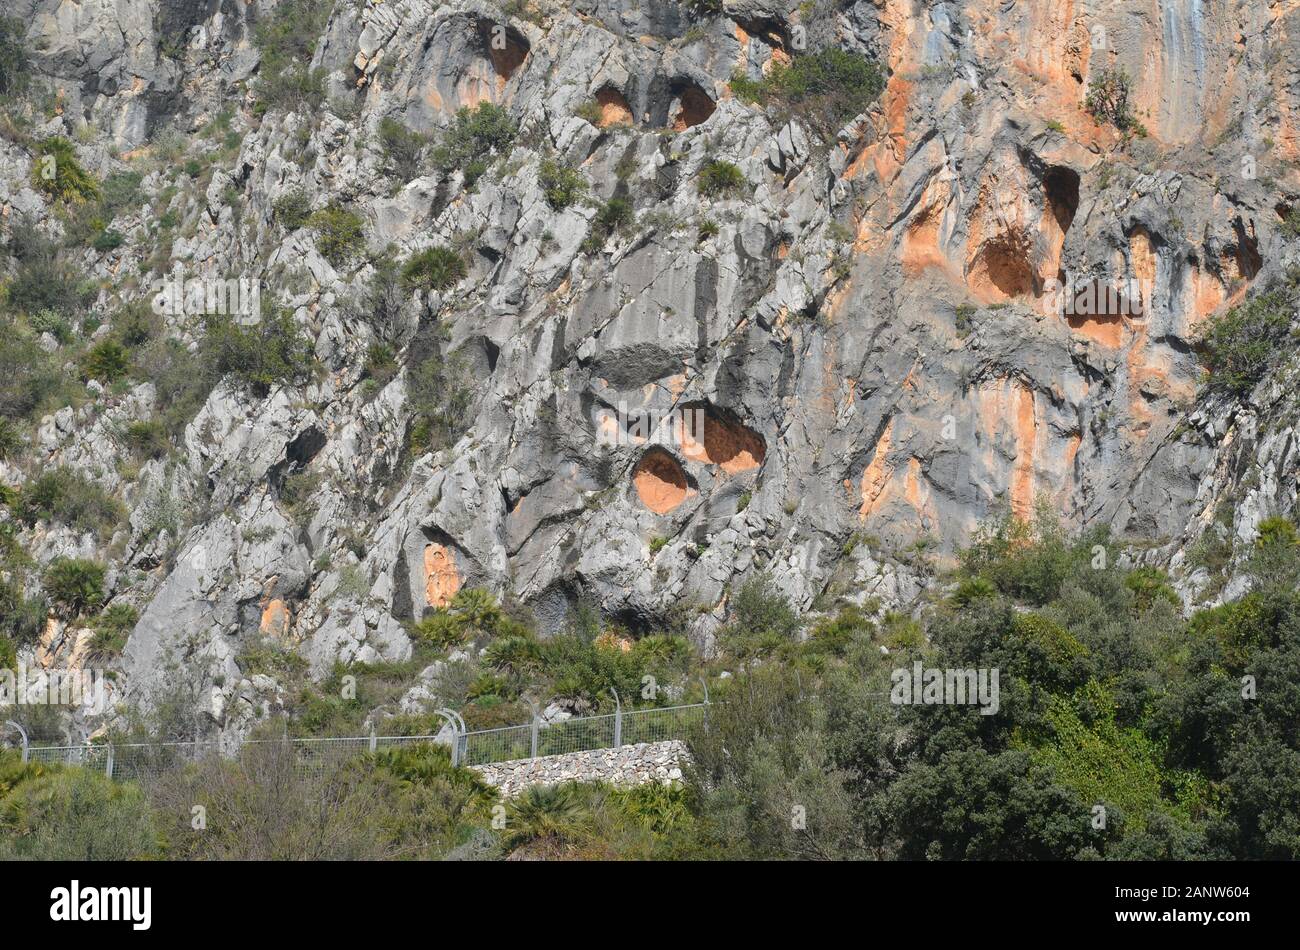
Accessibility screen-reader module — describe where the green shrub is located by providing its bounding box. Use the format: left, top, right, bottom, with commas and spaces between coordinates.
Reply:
0, 766, 159, 860
238, 637, 309, 678
378, 117, 427, 182
401, 246, 466, 292
697, 160, 745, 198
1124, 567, 1181, 613
538, 158, 586, 210
574, 100, 603, 125
409, 611, 467, 650
251, 0, 330, 114
0, 578, 45, 643
28, 309, 74, 345
112, 300, 162, 348
1197, 280, 1296, 397
0, 418, 20, 460
91, 603, 138, 655
201, 308, 315, 397
718, 575, 803, 664
362, 342, 398, 389
279, 469, 322, 521
91, 228, 124, 252
2, 220, 96, 318
101, 170, 144, 214
504, 783, 585, 848
30, 137, 101, 204
272, 188, 312, 230
462, 157, 488, 190
582, 197, 633, 251
309, 204, 366, 266
1084, 67, 1137, 132
730, 48, 886, 135
432, 103, 517, 172
147, 738, 490, 859
80, 338, 131, 382
0, 16, 29, 98
0, 324, 65, 420
404, 321, 472, 456
960, 506, 1081, 606
17, 468, 125, 538
120, 419, 170, 461
42, 558, 106, 617
132, 336, 211, 439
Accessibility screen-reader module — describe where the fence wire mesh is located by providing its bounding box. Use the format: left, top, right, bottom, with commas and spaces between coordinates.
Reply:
12, 702, 707, 785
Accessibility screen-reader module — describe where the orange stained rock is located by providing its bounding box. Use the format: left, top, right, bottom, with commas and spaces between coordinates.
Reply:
762, 48, 792, 75
424, 543, 461, 609
260, 598, 292, 639
1066, 314, 1125, 348
1065, 430, 1082, 476
633, 448, 691, 513
858, 418, 896, 519
904, 456, 924, 509
1010, 383, 1038, 520
1188, 263, 1227, 329
1018, 0, 1082, 88
672, 85, 717, 130
457, 74, 495, 108
901, 200, 946, 278
485, 29, 528, 82
596, 87, 634, 127
673, 408, 766, 474
595, 631, 633, 652
1129, 227, 1157, 287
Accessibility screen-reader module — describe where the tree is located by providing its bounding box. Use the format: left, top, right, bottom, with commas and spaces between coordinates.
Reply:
718, 575, 803, 666
538, 158, 586, 210
378, 117, 427, 182
1084, 66, 1138, 132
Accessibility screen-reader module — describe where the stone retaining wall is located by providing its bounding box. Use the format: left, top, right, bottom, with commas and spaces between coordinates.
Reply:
469, 740, 688, 797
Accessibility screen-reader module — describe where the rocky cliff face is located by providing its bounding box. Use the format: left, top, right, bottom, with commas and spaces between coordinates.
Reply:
4, 0, 1300, 741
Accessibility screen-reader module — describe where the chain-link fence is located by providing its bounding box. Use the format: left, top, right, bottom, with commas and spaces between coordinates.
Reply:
4, 701, 708, 785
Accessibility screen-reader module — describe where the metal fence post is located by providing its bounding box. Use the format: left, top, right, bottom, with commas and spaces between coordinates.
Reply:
434, 709, 463, 766
105, 744, 114, 780
528, 700, 540, 760
611, 688, 622, 748
3, 721, 27, 764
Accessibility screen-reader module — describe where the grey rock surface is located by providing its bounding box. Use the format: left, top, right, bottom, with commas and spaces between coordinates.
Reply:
5, 0, 1300, 741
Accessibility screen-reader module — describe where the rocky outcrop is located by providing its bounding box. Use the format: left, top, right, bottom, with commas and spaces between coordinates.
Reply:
6, 0, 1300, 742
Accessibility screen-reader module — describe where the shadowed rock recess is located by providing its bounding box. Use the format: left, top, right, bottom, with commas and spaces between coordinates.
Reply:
3, 0, 1300, 758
